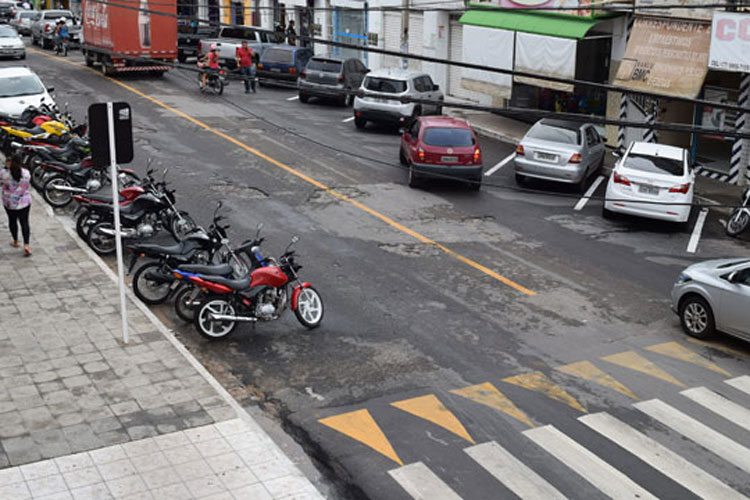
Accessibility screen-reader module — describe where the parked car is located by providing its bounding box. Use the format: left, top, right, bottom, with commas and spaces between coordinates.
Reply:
0, 66, 56, 116
399, 116, 482, 189
30, 10, 81, 50
178, 23, 219, 63
671, 258, 750, 341
298, 55, 369, 106
603, 141, 694, 224
197, 25, 271, 68
10, 9, 37, 36
353, 69, 444, 129
0, 25, 24, 59
514, 118, 605, 189
256, 45, 312, 85
0, 2, 14, 22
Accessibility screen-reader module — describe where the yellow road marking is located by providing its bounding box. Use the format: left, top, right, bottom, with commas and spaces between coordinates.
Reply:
318, 409, 403, 466
391, 394, 475, 444
556, 360, 637, 400
31, 48, 535, 296
601, 351, 685, 387
684, 337, 750, 360
502, 371, 586, 413
451, 382, 533, 427
645, 342, 731, 377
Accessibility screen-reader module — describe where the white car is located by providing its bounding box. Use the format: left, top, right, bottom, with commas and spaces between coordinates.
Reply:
0, 25, 24, 59
0, 67, 55, 117
603, 142, 694, 223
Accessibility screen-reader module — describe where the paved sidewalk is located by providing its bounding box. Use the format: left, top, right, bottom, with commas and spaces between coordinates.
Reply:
0, 195, 324, 499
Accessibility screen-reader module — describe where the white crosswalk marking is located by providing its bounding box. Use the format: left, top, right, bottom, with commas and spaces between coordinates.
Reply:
524, 425, 656, 500
681, 387, 750, 431
726, 375, 750, 396
465, 441, 567, 500
634, 399, 750, 474
389, 462, 463, 500
580, 412, 748, 500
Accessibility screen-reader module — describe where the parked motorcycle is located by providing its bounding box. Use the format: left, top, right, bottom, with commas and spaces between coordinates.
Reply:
73, 183, 147, 239
191, 235, 323, 340
42, 162, 139, 208
726, 187, 750, 237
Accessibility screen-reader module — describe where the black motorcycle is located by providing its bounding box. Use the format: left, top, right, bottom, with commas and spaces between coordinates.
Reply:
726, 187, 750, 237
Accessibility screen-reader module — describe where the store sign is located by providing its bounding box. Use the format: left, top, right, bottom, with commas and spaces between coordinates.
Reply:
471, 0, 593, 17
636, 0, 728, 22
708, 12, 750, 73
614, 18, 711, 99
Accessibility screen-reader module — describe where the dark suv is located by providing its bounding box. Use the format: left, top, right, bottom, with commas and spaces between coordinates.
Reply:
298, 55, 369, 106
0, 2, 14, 22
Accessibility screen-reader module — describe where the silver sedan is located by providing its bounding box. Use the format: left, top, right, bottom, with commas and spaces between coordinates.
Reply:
514, 118, 606, 190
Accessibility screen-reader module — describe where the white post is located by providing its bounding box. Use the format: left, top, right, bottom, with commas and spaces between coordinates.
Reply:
107, 102, 129, 345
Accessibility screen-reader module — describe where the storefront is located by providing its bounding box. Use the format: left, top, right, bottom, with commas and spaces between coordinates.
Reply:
332, 3, 368, 63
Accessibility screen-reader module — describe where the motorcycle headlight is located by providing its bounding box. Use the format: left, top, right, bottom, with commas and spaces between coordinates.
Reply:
86, 179, 101, 191
677, 273, 692, 284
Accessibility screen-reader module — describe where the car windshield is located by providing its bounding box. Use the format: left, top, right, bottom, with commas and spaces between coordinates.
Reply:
45, 11, 71, 20
422, 128, 475, 147
306, 59, 342, 73
21, 12, 34, 18
262, 48, 293, 64
526, 123, 580, 145
624, 153, 684, 176
0, 27, 15, 37
364, 77, 406, 93
0, 75, 44, 97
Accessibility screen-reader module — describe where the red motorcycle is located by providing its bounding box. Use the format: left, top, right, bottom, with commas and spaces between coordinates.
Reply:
190, 236, 324, 340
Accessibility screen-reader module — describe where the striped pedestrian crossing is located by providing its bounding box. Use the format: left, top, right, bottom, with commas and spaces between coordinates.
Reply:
681, 386, 750, 431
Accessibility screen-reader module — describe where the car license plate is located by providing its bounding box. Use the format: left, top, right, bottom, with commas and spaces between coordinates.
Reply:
535, 152, 558, 162
638, 184, 659, 195
375, 97, 389, 103
319, 72, 325, 78
270, 68, 281, 72
441, 156, 458, 163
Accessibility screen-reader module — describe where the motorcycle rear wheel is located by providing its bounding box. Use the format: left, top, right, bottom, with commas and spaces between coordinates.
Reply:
30, 164, 48, 191
175, 286, 203, 322
294, 286, 324, 329
132, 262, 172, 305
88, 221, 117, 256
195, 297, 237, 340
42, 175, 74, 208
726, 208, 749, 237
76, 210, 99, 240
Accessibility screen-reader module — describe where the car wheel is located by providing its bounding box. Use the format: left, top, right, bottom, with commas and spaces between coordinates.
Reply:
345, 93, 353, 107
467, 177, 481, 191
602, 205, 615, 220
354, 116, 367, 130
515, 173, 527, 186
577, 168, 589, 193
435, 105, 443, 115
299, 92, 309, 103
679, 295, 715, 339
408, 165, 420, 188
399, 148, 408, 166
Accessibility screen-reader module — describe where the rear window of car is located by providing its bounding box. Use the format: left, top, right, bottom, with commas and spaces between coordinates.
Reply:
526, 123, 580, 145
624, 153, 684, 176
306, 59, 342, 73
262, 48, 293, 64
20, 12, 35, 18
422, 128, 475, 147
364, 77, 407, 93
45, 11, 72, 20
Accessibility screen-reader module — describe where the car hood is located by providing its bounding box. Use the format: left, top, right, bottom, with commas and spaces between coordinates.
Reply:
0, 93, 46, 117
0, 37, 24, 47
684, 258, 750, 274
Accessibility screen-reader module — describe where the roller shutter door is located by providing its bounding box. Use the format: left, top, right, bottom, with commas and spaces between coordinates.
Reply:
448, 20, 463, 97
407, 13, 422, 71
383, 12, 402, 69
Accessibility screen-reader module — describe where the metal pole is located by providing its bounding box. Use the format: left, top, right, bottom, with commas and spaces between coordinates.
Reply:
617, 15, 634, 153
107, 102, 129, 345
732, 72, 750, 186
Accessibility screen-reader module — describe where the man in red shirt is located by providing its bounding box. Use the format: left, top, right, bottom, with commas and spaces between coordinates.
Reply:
236, 40, 256, 94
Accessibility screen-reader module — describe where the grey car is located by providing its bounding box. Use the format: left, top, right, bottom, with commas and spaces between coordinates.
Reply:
514, 119, 605, 190
671, 258, 750, 342
298, 55, 368, 106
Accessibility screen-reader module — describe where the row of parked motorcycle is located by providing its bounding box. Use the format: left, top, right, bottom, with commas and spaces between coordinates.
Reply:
1, 103, 325, 339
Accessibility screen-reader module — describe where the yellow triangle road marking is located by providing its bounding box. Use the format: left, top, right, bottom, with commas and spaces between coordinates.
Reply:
556, 361, 638, 400
391, 394, 475, 444
502, 371, 586, 413
601, 351, 685, 387
450, 382, 534, 428
318, 409, 403, 466
645, 342, 731, 377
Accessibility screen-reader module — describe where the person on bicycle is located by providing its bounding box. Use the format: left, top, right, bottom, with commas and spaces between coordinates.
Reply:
55, 18, 69, 56
199, 44, 220, 90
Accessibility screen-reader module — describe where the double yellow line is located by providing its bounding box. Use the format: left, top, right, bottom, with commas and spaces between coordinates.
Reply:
34, 48, 536, 296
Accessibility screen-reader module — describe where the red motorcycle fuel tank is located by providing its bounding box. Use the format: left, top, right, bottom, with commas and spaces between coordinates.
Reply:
250, 266, 288, 288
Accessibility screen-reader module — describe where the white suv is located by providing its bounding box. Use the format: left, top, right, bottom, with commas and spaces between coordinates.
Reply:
353, 68, 444, 129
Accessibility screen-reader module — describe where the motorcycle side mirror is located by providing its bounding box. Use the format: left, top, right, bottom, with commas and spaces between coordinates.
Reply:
292, 235, 299, 244
46, 87, 54, 94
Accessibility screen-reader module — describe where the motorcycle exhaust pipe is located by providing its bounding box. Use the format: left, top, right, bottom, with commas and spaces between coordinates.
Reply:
97, 227, 136, 238
48, 185, 89, 194
208, 314, 257, 323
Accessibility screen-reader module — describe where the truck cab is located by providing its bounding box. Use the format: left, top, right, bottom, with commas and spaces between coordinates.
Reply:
198, 26, 271, 69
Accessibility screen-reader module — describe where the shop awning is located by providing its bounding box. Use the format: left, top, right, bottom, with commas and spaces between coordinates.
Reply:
459, 10, 605, 40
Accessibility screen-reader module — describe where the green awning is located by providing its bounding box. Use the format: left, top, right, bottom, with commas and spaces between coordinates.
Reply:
459, 10, 605, 40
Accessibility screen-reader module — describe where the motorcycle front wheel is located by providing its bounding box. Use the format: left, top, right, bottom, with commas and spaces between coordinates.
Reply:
42, 175, 74, 208
87, 221, 117, 256
175, 286, 203, 322
195, 297, 237, 340
30, 164, 48, 191
170, 211, 197, 241
294, 286, 324, 329
132, 262, 172, 305
726, 208, 749, 237
76, 210, 99, 240
208, 76, 223, 95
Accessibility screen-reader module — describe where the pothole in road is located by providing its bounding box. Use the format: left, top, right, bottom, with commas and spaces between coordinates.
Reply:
307, 186, 367, 204
378, 242, 439, 257
210, 181, 269, 198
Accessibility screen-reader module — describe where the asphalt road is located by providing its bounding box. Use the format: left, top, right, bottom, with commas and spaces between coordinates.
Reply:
9, 45, 750, 500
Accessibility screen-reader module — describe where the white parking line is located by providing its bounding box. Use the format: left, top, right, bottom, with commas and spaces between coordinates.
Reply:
287, 96, 299, 101
574, 175, 605, 211
342, 116, 355, 123
484, 153, 515, 177
687, 208, 709, 254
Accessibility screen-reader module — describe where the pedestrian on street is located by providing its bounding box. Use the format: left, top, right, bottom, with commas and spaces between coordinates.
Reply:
236, 40, 256, 94
21, 0, 31, 10
2, 155, 31, 257
287, 20, 297, 46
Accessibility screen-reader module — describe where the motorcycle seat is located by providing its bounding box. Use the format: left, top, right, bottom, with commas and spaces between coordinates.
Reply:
179, 263, 233, 275
198, 274, 250, 290
130, 242, 185, 256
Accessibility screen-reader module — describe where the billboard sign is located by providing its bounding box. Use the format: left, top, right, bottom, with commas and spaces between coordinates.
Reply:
708, 11, 750, 73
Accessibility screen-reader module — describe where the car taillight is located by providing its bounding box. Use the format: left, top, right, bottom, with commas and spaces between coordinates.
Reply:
515, 145, 525, 156
300, 70, 306, 79
257, 63, 263, 69
45, 24, 49, 32
289, 67, 297, 75
613, 172, 631, 186
569, 153, 583, 164
669, 182, 691, 194
417, 147, 425, 162
339, 74, 345, 83
473, 148, 481, 164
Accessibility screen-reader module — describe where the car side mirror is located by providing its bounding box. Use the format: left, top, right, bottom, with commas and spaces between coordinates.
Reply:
728, 271, 740, 283
46, 87, 54, 93
433, 84, 439, 91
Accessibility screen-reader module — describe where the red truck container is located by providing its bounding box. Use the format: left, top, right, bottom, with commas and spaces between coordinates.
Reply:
81, 0, 177, 75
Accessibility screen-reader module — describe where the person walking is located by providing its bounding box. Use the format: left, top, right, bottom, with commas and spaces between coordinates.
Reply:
1, 155, 31, 257
236, 40, 256, 94
286, 20, 297, 46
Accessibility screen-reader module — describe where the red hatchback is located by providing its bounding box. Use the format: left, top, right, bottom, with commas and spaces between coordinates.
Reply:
399, 116, 483, 189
